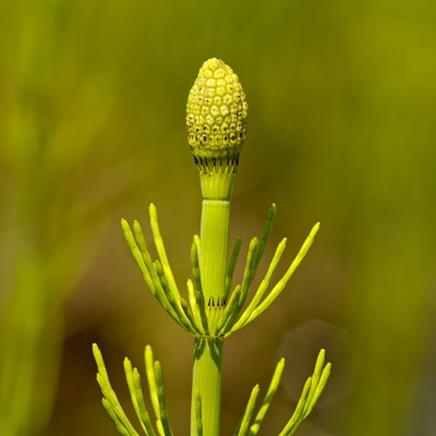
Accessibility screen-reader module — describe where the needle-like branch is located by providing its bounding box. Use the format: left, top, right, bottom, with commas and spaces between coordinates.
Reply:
249, 358, 285, 435
234, 385, 260, 436
154, 360, 174, 436
124, 358, 156, 436
216, 284, 242, 335
187, 279, 207, 335
232, 358, 285, 436
149, 203, 196, 333
93, 344, 139, 436
191, 235, 209, 333
235, 237, 259, 314
278, 349, 331, 436
243, 223, 320, 328
251, 204, 276, 274
121, 218, 193, 332
224, 235, 242, 299
228, 237, 287, 335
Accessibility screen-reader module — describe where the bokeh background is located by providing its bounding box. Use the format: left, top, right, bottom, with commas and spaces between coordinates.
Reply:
1, 1, 436, 435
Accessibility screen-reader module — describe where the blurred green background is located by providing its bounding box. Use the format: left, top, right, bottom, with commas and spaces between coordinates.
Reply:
1, 1, 435, 435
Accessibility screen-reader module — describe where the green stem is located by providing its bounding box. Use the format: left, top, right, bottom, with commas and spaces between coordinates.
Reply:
199, 200, 230, 303
191, 338, 223, 436
191, 199, 230, 436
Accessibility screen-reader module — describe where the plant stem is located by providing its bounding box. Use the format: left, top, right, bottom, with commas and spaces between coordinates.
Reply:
191, 199, 230, 436
191, 338, 223, 436
199, 200, 230, 303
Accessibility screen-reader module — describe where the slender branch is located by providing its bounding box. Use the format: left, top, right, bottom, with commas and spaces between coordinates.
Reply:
229, 238, 287, 334
149, 204, 196, 332
124, 358, 156, 436
225, 235, 242, 299
93, 344, 139, 436
248, 358, 285, 435
234, 385, 260, 436
241, 222, 320, 329
278, 349, 331, 436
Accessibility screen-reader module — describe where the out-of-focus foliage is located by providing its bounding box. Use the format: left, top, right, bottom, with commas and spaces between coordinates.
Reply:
0, 1, 435, 435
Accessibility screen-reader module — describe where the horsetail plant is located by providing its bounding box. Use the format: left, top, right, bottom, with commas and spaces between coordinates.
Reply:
93, 58, 331, 436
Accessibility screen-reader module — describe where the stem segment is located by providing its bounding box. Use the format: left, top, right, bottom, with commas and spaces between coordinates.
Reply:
191, 338, 223, 436
199, 200, 229, 303
191, 199, 230, 436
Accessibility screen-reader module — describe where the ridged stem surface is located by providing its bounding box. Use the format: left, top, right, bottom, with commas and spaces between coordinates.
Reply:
191, 199, 229, 436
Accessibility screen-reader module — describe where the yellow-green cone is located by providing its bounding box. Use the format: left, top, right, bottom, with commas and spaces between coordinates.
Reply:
186, 58, 248, 162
